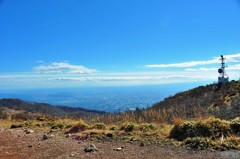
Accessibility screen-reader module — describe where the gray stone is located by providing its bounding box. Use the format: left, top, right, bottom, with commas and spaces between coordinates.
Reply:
24, 129, 34, 134
84, 144, 98, 152
113, 147, 124, 151
42, 134, 49, 140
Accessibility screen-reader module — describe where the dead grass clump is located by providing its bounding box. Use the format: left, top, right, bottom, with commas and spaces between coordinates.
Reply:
172, 117, 184, 125
10, 124, 23, 129
230, 117, 240, 135
170, 118, 232, 141
202, 117, 231, 139
120, 123, 139, 132
139, 123, 157, 132
68, 120, 89, 134
221, 137, 240, 150
183, 137, 218, 150
91, 123, 107, 130
169, 121, 198, 141
51, 123, 65, 129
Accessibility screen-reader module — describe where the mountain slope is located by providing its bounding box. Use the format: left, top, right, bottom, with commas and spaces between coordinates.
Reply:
0, 98, 105, 116
149, 80, 240, 120
92, 80, 240, 124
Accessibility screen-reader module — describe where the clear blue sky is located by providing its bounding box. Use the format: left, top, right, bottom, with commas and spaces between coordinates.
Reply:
0, 0, 240, 89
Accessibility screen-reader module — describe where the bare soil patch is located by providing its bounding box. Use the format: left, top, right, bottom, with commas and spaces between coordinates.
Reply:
0, 128, 239, 159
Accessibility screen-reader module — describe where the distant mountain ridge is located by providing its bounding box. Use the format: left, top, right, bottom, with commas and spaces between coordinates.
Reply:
0, 98, 105, 116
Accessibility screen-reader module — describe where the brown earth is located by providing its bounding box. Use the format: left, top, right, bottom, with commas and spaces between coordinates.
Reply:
0, 128, 239, 159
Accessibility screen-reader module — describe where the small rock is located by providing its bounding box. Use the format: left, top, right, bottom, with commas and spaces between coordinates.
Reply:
70, 153, 76, 157
24, 129, 34, 134
42, 134, 49, 140
84, 144, 98, 152
50, 134, 55, 138
66, 133, 71, 138
140, 142, 144, 147
113, 147, 124, 151
28, 144, 33, 148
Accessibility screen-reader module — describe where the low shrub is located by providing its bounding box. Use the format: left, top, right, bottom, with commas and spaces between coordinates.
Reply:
169, 118, 231, 141
68, 120, 89, 134
51, 123, 64, 129
221, 137, 240, 150
169, 121, 198, 140
139, 123, 157, 132
92, 123, 107, 130
106, 132, 114, 138
109, 126, 118, 130
230, 117, 240, 135
10, 124, 23, 129
184, 137, 218, 150
203, 118, 231, 139
121, 123, 138, 132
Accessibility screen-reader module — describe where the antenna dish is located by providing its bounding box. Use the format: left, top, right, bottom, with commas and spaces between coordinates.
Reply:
218, 68, 223, 74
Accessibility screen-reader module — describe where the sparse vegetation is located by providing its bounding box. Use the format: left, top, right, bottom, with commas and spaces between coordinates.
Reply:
169, 117, 240, 150
230, 117, 240, 135
91, 123, 107, 130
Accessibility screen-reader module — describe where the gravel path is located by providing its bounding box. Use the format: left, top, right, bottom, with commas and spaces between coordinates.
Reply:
0, 128, 239, 159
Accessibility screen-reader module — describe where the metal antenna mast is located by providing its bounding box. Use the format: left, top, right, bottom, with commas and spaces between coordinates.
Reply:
218, 55, 229, 83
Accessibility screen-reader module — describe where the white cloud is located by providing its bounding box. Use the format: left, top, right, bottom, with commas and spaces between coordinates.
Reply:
1, 54, 240, 89
225, 53, 240, 62
33, 62, 97, 74
185, 64, 240, 72
145, 53, 240, 68
185, 67, 218, 71
49, 72, 215, 82
228, 64, 240, 70
146, 59, 218, 68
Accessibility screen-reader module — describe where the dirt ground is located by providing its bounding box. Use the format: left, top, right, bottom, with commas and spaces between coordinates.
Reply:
0, 128, 239, 159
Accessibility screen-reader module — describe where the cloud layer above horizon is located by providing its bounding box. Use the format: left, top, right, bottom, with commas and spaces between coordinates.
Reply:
0, 53, 240, 89
145, 53, 240, 68
33, 62, 96, 74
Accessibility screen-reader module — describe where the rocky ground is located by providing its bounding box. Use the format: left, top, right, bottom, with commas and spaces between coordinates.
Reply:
0, 128, 240, 159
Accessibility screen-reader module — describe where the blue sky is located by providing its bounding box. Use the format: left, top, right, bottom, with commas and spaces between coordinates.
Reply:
0, 0, 240, 89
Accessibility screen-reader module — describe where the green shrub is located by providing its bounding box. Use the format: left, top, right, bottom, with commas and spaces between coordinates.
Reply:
169, 121, 198, 140
184, 137, 218, 150
169, 118, 231, 141
203, 118, 231, 139
121, 123, 138, 132
10, 124, 23, 129
68, 122, 89, 134
139, 123, 157, 132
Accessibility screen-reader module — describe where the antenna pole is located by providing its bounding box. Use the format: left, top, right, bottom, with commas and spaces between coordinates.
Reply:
218, 55, 229, 83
